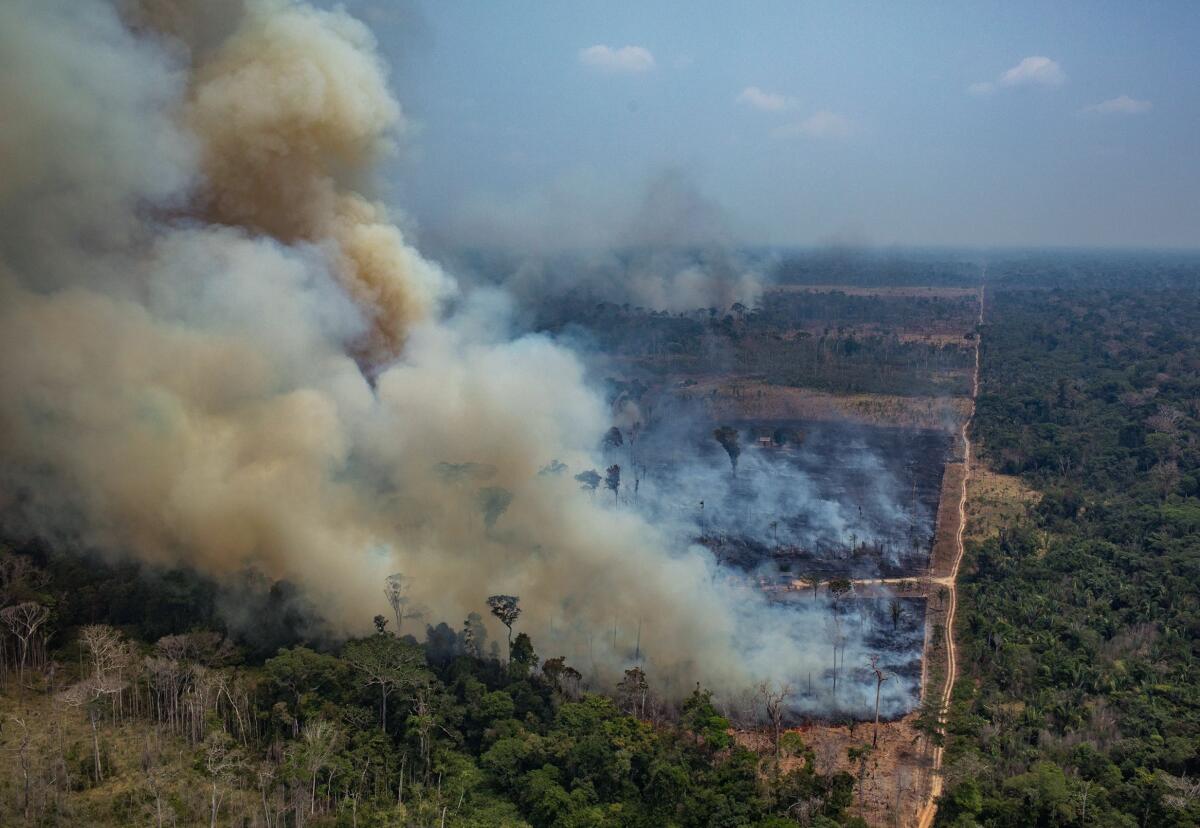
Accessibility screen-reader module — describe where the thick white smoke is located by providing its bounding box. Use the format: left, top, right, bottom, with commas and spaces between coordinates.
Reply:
0, 0, 914, 715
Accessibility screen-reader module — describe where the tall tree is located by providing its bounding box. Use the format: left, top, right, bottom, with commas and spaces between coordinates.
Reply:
343, 635, 428, 731
605, 464, 621, 503
869, 655, 890, 747
486, 595, 522, 652
0, 601, 49, 683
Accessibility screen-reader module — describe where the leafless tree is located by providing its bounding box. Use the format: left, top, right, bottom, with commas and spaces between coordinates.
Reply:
6, 715, 32, 820
203, 730, 244, 828
758, 681, 794, 760
869, 654, 890, 747
1, 601, 50, 682
384, 573, 414, 634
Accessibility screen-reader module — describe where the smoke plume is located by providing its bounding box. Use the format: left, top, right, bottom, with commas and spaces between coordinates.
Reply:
445, 170, 771, 315
0, 0, 914, 716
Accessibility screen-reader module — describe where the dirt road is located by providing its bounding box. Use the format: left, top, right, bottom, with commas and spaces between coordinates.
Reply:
915, 286, 983, 828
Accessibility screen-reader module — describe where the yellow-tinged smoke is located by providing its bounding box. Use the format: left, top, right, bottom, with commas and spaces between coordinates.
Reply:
174, 0, 447, 360
0, 0, 888, 709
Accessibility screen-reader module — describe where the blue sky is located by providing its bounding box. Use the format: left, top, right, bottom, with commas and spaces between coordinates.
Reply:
349, 1, 1200, 249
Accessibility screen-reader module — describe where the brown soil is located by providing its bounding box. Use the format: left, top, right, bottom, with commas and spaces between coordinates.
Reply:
928, 463, 967, 579
736, 717, 935, 827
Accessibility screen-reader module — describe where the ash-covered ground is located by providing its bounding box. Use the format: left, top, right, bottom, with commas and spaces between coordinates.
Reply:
628, 417, 952, 581
764, 595, 928, 720
603, 415, 949, 717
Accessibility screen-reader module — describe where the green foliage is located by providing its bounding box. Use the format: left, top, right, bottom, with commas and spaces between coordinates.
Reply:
943, 287, 1200, 827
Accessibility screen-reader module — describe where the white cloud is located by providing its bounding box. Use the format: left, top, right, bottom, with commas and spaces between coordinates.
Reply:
1082, 94, 1152, 115
578, 44, 655, 74
969, 55, 1066, 95
737, 85, 793, 112
773, 110, 852, 140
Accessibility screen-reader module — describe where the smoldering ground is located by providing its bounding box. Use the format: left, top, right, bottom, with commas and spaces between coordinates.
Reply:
0, 0, 918, 718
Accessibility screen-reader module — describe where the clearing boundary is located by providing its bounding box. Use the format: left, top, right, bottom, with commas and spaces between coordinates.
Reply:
915, 286, 983, 828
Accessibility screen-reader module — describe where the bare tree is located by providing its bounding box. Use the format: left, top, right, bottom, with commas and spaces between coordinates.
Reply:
869, 655, 890, 747
383, 573, 413, 634
203, 730, 244, 828
1, 601, 50, 683
6, 715, 32, 820
486, 595, 521, 653
758, 681, 794, 760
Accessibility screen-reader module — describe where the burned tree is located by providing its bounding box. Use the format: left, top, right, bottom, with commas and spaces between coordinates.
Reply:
869, 654, 890, 747
486, 594, 522, 652
383, 573, 413, 634
758, 680, 794, 760
605, 464, 621, 503
713, 426, 741, 475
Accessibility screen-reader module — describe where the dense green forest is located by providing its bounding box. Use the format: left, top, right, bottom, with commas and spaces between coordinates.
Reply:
939, 288, 1200, 827
0, 544, 862, 827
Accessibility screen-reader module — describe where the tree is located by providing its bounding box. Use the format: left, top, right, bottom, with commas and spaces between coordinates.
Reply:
889, 599, 903, 631
264, 647, 345, 737
297, 719, 341, 816
1, 601, 49, 683
605, 464, 621, 503
486, 595, 522, 652
868, 655, 889, 747
713, 426, 741, 475
617, 666, 650, 718
203, 730, 244, 828
574, 469, 601, 495
758, 681, 794, 760
343, 635, 428, 731
383, 573, 417, 634
461, 611, 488, 659
508, 632, 537, 678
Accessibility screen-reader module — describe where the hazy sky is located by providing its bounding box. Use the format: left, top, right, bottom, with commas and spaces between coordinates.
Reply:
347, 1, 1199, 250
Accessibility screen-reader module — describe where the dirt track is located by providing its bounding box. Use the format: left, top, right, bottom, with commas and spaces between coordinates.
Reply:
915, 286, 983, 828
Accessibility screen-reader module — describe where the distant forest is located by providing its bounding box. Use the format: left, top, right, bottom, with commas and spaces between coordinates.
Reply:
536, 289, 976, 398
